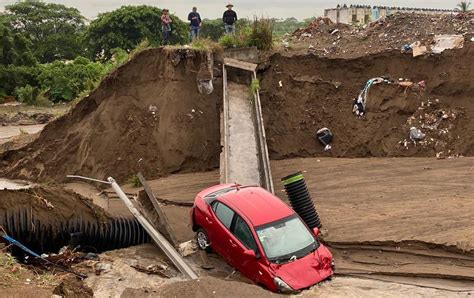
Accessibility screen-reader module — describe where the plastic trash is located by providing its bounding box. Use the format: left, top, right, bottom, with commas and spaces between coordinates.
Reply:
432, 35, 464, 54
316, 128, 333, 150
410, 127, 426, 141
197, 79, 214, 95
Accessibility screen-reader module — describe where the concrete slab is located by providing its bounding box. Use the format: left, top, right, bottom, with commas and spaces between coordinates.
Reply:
226, 82, 260, 186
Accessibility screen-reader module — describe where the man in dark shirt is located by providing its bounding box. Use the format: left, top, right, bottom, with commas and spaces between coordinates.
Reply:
223, 4, 237, 34
188, 7, 202, 41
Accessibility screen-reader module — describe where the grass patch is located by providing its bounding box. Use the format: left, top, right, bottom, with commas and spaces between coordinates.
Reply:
249, 17, 274, 50
190, 38, 223, 53
127, 174, 142, 188
218, 17, 273, 50
250, 78, 260, 95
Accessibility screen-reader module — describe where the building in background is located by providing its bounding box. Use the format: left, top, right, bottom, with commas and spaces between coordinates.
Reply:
325, 4, 456, 25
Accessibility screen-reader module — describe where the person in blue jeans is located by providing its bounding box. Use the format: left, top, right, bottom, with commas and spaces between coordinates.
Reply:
223, 4, 237, 34
188, 7, 202, 41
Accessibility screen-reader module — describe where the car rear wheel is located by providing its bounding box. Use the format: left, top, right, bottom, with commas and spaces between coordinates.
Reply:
196, 228, 211, 252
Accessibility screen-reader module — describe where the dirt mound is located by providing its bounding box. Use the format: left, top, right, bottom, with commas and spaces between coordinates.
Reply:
158, 277, 278, 297
53, 277, 93, 298
0, 185, 107, 228
260, 44, 473, 159
287, 12, 473, 58
0, 48, 221, 183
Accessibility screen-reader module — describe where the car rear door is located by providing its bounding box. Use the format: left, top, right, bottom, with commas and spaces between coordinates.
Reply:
209, 201, 236, 262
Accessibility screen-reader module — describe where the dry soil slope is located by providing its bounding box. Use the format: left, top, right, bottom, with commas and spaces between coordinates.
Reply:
0, 48, 222, 183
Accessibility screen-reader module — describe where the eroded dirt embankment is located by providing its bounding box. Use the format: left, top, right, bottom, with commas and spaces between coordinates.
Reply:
0, 48, 222, 183
260, 44, 474, 159
1, 46, 473, 184
0, 186, 108, 227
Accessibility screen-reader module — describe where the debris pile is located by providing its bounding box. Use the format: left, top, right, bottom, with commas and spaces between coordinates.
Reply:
292, 17, 348, 39
288, 12, 474, 58
400, 99, 464, 157
0, 112, 53, 126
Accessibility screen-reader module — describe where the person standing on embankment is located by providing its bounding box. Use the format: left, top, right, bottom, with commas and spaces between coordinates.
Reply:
161, 9, 172, 45
188, 6, 202, 41
223, 4, 237, 34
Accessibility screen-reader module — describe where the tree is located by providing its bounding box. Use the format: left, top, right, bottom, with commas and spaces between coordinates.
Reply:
5, 0, 86, 63
272, 17, 313, 37
84, 5, 188, 61
200, 19, 225, 41
37, 56, 106, 102
457, 1, 471, 12
0, 22, 37, 97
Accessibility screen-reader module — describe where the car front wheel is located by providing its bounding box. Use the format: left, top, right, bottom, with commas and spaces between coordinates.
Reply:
196, 228, 211, 252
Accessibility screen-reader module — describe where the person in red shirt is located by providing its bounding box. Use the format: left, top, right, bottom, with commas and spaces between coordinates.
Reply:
161, 9, 172, 45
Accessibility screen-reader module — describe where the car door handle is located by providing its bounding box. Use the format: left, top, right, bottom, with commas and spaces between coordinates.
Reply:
229, 239, 237, 248
205, 217, 213, 224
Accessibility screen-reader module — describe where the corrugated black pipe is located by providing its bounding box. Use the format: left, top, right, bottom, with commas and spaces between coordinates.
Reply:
281, 172, 322, 229
0, 208, 149, 254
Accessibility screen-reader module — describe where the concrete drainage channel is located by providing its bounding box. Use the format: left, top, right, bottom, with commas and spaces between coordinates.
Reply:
221, 56, 274, 192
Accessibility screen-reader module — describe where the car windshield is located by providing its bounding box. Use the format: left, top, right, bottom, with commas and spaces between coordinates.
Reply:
256, 215, 318, 263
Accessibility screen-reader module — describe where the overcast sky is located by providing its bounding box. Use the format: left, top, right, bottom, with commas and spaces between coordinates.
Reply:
0, 1, 460, 20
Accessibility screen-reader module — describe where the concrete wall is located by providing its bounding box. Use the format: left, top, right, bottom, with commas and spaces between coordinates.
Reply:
223, 47, 259, 64
324, 6, 455, 25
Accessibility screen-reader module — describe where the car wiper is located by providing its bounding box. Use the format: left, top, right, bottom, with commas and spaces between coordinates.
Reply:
273, 254, 297, 264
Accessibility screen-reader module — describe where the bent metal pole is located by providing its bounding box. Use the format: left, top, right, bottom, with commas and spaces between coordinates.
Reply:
66, 175, 197, 279
107, 177, 198, 280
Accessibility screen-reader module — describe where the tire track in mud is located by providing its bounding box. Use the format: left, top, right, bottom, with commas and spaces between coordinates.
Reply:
326, 240, 474, 290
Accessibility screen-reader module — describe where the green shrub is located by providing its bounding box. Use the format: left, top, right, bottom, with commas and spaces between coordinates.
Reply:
250, 78, 260, 95
200, 19, 225, 41
218, 34, 237, 48
127, 174, 142, 188
249, 18, 273, 50
0, 65, 39, 96
218, 32, 250, 48
38, 57, 106, 102
218, 18, 273, 50
14, 84, 39, 105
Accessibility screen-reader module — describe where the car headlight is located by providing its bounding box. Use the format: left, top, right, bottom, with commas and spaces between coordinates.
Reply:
273, 277, 294, 294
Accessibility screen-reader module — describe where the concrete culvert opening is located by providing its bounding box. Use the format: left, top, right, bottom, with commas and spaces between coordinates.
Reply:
1, 209, 149, 256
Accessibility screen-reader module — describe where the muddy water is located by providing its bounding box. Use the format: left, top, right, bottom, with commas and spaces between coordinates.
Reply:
0, 178, 36, 190
0, 124, 45, 144
300, 277, 474, 297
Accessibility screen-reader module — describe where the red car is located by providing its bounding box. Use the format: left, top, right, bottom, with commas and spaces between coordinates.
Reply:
190, 184, 334, 293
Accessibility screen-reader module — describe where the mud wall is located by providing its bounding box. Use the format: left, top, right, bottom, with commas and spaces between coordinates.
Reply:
260, 45, 473, 158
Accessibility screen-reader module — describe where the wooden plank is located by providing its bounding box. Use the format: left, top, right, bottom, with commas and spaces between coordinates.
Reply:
224, 58, 257, 72
137, 172, 178, 247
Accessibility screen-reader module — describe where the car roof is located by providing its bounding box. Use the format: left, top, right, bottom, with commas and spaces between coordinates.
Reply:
218, 186, 294, 227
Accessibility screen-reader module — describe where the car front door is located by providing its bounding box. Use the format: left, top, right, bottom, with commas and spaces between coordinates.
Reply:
228, 215, 261, 282
209, 201, 235, 262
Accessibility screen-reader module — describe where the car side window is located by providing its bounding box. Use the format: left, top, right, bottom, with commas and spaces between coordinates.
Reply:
233, 215, 258, 252
213, 202, 234, 229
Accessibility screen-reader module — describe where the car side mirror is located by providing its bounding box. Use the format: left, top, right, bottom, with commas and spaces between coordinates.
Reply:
243, 249, 257, 259
312, 227, 320, 238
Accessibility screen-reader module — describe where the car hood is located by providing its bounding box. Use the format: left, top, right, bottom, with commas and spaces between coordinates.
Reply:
270, 247, 333, 291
